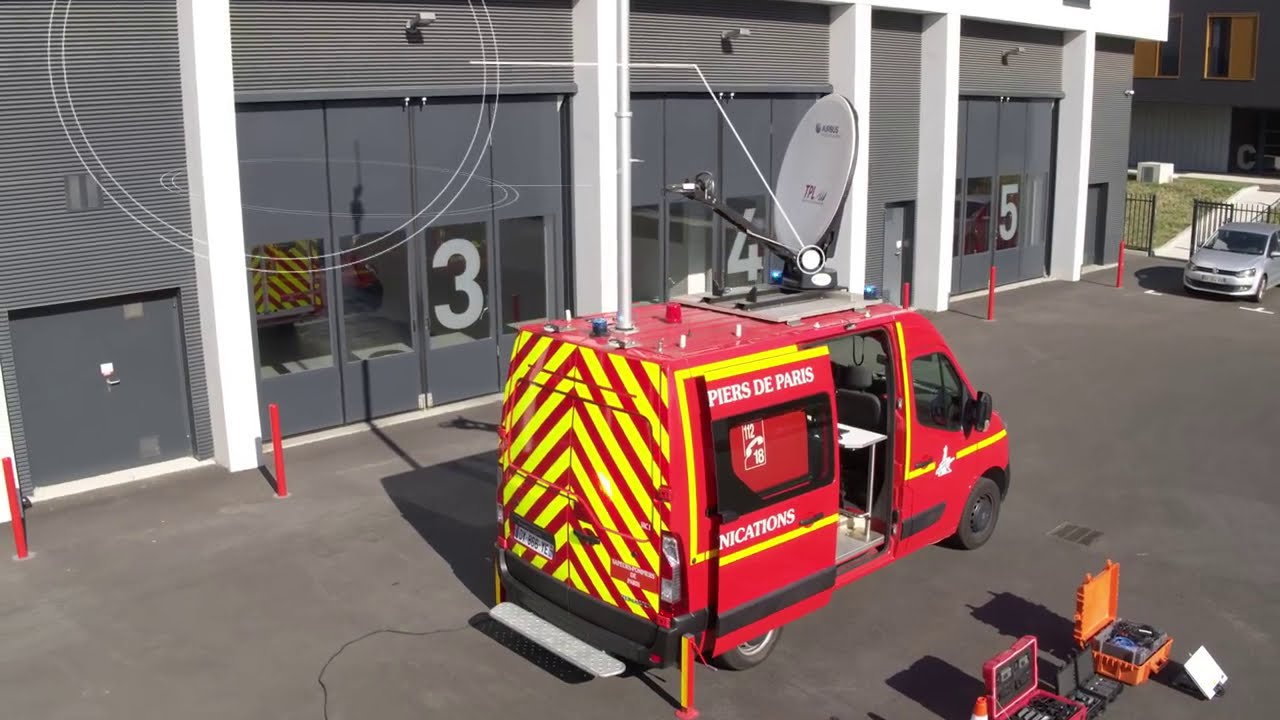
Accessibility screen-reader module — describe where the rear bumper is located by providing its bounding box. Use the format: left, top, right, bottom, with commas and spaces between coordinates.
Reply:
497, 549, 707, 669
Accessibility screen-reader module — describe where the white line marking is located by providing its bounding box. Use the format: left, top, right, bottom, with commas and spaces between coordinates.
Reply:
1238, 306, 1275, 314
1144, 290, 1163, 296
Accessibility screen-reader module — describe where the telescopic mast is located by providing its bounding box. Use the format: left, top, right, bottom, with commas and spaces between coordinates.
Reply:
614, 0, 634, 331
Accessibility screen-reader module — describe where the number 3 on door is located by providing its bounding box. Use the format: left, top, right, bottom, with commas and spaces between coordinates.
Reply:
432, 237, 484, 331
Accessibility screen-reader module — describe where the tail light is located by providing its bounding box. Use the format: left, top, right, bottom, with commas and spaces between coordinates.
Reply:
659, 533, 683, 612
496, 501, 508, 550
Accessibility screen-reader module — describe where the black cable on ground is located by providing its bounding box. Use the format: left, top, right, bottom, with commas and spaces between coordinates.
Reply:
318, 624, 470, 720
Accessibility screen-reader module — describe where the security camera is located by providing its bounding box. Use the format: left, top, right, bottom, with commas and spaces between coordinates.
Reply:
405, 11, 436, 31
1124, 89, 1136, 97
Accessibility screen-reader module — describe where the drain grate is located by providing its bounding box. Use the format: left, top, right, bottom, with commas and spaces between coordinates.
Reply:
1048, 522, 1102, 547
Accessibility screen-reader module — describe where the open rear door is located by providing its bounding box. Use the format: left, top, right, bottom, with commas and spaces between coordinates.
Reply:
699, 349, 840, 654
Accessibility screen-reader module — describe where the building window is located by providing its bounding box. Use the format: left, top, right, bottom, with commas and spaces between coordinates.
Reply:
1134, 15, 1182, 78
1204, 13, 1258, 81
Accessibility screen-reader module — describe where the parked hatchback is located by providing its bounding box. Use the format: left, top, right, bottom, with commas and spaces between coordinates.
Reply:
1184, 222, 1280, 302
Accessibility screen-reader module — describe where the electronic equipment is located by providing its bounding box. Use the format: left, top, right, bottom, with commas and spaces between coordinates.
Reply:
1048, 650, 1117, 719
1073, 559, 1172, 685
983, 636, 1087, 720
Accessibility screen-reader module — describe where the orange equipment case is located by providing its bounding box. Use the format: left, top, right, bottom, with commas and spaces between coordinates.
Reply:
1073, 559, 1173, 686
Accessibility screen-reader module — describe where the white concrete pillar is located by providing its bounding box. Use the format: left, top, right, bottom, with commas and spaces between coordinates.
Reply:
829, 4, 871, 295
570, 0, 619, 316
1050, 30, 1096, 281
177, 0, 261, 472
913, 12, 961, 312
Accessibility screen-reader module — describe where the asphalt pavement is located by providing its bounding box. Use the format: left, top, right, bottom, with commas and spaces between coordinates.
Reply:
1, 254, 1274, 720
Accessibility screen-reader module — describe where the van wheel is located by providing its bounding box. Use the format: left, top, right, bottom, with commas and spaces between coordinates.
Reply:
950, 476, 1001, 550
711, 627, 783, 671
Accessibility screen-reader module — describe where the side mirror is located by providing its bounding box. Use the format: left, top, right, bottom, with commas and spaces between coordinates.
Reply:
969, 391, 994, 432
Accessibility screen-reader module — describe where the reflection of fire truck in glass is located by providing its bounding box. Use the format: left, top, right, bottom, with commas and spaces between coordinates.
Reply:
248, 238, 382, 325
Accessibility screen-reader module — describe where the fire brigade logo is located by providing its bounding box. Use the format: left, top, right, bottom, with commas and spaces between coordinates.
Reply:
742, 420, 767, 470
936, 445, 955, 477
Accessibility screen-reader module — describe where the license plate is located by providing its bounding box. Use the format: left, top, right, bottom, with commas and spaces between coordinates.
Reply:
514, 523, 555, 560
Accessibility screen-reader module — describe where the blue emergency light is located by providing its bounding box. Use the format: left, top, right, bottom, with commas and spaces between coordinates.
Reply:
863, 284, 880, 300
769, 269, 784, 284
590, 318, 609, 337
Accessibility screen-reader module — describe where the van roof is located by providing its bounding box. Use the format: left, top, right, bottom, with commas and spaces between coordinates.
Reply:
521, 292, 914, 369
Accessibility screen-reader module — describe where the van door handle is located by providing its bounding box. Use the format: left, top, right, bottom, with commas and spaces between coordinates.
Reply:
799, 512, 824, 527
573, 529, 601, 545
913, 457, 934, 470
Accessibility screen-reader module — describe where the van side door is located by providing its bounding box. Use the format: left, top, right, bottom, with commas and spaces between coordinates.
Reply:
899, 342, 973, 554
700, 353, 840, 655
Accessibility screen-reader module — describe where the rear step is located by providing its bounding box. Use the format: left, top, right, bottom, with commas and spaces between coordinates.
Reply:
488, 602, 626, 678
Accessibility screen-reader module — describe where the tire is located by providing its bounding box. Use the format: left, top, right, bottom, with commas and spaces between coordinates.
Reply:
1255, 275, 1268, 303
949, 476, 1002, 550
711, 626, 784, 671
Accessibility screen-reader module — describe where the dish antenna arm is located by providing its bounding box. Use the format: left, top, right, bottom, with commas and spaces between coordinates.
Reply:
662, 172, 800, 266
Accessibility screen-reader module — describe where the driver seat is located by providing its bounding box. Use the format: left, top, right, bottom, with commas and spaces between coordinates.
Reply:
834, 364, 882, 432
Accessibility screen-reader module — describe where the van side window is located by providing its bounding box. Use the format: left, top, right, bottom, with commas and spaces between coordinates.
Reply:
911, 352, 964, 430
709, 393, 833, 518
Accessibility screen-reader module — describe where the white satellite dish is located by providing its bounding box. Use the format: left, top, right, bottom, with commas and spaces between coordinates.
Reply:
665, 93, 860, 292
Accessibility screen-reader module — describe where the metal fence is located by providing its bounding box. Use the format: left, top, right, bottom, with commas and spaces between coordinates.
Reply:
1189, 199, 1280, 258
1124, 194, 1157, 255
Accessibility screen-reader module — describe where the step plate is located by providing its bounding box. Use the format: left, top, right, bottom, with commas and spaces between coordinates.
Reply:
488, 602, 626, 678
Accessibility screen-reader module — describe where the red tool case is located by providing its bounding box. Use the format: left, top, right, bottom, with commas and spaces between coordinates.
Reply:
983, 635, 1087, 720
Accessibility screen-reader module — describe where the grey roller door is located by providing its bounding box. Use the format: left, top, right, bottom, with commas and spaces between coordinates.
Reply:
867, 11, 922, 296
0, 1, 206, 493
1091, 36, 1135, 266
960, 20, 1063, 97
630, 0, 830, 91
230, 0, 574, 100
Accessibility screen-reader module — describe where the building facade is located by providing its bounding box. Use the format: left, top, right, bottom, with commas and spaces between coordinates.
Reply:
1128, 1, 1273, 174
0, 0, 1165, 518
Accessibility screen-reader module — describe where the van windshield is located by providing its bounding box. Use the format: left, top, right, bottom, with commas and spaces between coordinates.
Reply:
1206, 229, 1268, 255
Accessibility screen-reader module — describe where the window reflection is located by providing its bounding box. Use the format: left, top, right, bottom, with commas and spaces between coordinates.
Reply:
498, 216, 549, 330
248, 238, 334, 377
723, 195, 768, 289
632, 204, 664, 304
668, 200, 714, 296
339, 230, 413, 362
963, 177, 992, 256
425, 222, 490, 348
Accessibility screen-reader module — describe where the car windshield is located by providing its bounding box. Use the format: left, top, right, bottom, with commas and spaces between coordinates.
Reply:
1206, 229, 1268, 255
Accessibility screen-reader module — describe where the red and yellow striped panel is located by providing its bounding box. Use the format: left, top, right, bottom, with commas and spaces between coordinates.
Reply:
499, 329, 670, 620
248, 241, 324, 316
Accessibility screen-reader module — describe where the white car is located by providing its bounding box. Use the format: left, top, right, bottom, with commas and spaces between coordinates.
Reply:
1183, 222, 1280, 302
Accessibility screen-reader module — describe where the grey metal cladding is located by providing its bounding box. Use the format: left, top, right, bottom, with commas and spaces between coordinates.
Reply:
866, 11, 922, 289
1092, 36, 1134, 262
630, 0, 829, 90
0, 1, 210, 490
229, 0, 573, 98
960, 20, 1064, 97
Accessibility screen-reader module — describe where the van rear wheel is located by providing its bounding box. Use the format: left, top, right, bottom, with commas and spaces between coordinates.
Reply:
949, 476, 1001, 550
711, 627, 783, 670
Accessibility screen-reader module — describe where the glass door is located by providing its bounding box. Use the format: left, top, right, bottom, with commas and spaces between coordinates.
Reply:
415, 99, 501, 406
325, 101, 423, 422
237, 104, 345, 437
664, 97, 718, 297
719, 96, 773, 290
993, 101, 1027, 285
957, 100, 999, 294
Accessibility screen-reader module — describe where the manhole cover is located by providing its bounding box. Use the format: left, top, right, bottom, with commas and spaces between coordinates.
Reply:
1048, 522, 1102, 547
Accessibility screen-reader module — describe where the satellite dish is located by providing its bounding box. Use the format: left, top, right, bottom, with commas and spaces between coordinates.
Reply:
664, 93, 860, 292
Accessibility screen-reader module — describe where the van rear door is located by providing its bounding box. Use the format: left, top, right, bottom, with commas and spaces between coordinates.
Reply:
698, 350, 840, 653
563, 350, 665, 625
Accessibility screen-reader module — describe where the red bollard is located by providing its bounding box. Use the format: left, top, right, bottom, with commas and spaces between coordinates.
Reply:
986, 266, 997, 321
1116, 245, 1126, 289
675, 633, 700, 719
269, 403, 288, 498
902, 282, 911, 309
4, 457, 29, 560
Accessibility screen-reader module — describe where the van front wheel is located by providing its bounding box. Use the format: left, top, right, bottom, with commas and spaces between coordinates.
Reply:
950, 476, 1001, 550
711, 627, 783, 670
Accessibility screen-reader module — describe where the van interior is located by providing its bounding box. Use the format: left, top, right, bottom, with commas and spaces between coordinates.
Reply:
824, 330, 895, 565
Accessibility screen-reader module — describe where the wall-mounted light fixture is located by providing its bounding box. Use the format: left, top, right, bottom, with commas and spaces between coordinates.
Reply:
1001, 46, 1027, 65
405, 11, 436, 32
1124, 89, 1136, 97
721, 27, 751, 41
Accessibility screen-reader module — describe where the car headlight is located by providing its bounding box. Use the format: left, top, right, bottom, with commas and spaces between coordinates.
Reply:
1236, 268, 1258, 278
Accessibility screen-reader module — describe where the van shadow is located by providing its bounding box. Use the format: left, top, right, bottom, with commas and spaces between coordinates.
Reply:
884, 655, 986, 720
967, 590, 1077, 683
380, 449, 499, 607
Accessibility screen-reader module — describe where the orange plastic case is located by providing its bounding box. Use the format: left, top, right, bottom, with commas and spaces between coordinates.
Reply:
1073, 559, 1172, 686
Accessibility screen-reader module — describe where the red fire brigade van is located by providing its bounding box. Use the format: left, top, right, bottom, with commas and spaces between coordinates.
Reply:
491, 292, 1008, 674
488, 92, 1010, 677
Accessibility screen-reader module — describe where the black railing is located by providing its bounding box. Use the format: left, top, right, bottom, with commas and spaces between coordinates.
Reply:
1124, 194, 1157, 256
1189, 199, 1280, 258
